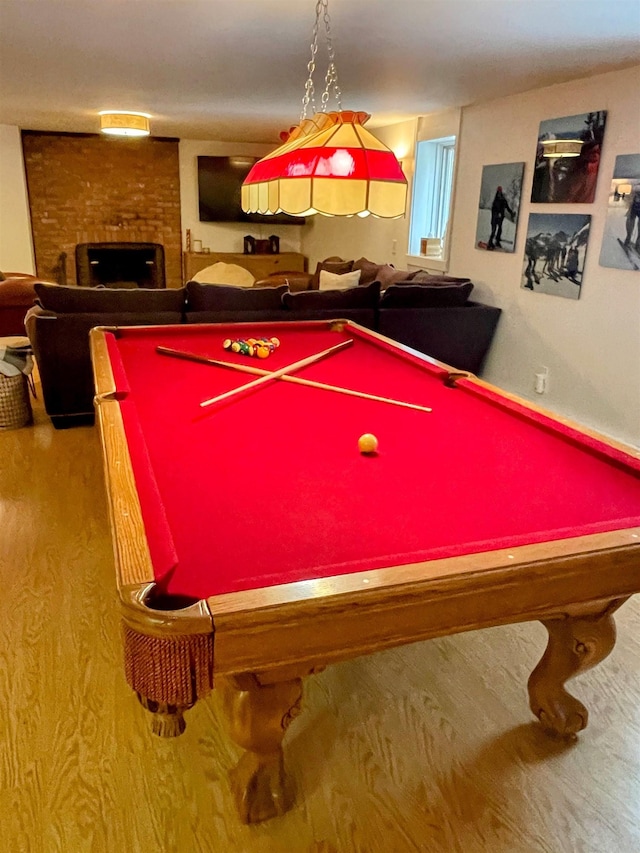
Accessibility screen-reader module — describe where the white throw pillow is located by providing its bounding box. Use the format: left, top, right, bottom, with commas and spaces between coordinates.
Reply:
318, 269, 362, 290
192, 262, 255, 287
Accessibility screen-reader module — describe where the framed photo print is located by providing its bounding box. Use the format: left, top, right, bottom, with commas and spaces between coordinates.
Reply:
531, 111, 607, 203
475, 162, 524, 252
599, 153, 640, 271
522, 213, 591, 300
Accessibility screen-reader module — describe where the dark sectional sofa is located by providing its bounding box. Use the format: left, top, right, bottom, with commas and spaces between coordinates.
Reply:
26, 276, 501, 428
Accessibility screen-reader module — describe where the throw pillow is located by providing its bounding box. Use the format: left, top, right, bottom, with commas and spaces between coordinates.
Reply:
375, 265, 418, 289
380, 281, 474, 308
282, 280, 380, 311
191, 262, 255, 287
34, 283, 185, 313
0, 271, 5, 281
310, 257, 354, 288
318, 269, 362, 290
186, 281, 288, 312
352, 259, 420, 288
255, 272, 313, 292
352, 257, 381, 285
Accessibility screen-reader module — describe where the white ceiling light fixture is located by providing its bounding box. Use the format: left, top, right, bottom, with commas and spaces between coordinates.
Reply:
99, 110, 151, 137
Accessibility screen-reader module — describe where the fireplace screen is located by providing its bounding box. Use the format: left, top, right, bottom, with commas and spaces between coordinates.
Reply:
75, 242, 165, 288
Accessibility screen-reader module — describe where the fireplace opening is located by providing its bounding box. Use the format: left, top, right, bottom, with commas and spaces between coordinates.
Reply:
75, 242, 165, 288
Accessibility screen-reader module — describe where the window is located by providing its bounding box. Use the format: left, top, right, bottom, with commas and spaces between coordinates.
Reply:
408, 135, 457, 261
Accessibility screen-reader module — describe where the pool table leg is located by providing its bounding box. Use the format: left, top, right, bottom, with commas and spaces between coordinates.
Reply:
528, 596, 629, 739
136, 695, 193, 737
218, 672, 305, 824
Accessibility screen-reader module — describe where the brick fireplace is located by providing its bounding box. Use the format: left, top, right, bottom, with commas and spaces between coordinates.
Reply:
75, 242, 165, 288
22, 132, 182, 288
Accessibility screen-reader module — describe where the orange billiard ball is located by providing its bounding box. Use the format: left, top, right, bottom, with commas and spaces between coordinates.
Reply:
358, 433, 379, 455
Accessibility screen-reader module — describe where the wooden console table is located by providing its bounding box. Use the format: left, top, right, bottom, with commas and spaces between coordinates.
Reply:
183, 252, 308, 282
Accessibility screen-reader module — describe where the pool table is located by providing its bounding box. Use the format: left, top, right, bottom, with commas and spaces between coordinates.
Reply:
90, 319, 640, 824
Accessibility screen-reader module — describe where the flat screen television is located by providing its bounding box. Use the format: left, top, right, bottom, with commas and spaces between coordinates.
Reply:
197, 156, 306, 225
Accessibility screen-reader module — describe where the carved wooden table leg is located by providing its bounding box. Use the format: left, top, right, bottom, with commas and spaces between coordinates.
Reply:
137, 694, 194, 737
218, 672, 304, 824
528, 597, 628, 739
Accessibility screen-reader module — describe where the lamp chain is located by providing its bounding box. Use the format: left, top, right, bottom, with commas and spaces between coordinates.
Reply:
320, 0, 342, 112
301, 0, 343, 121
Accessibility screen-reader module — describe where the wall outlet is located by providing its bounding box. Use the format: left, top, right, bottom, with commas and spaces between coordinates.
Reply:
534, 366, 549, 394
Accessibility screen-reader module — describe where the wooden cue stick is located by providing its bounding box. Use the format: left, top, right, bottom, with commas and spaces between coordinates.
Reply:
156, 346, 433, 413
198, 339, 354, 408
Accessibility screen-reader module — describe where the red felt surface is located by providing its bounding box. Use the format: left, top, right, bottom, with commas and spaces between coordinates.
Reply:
106, 323, 640, 600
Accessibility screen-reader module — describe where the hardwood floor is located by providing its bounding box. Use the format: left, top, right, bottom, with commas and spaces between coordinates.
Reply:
1, 389, 639, 853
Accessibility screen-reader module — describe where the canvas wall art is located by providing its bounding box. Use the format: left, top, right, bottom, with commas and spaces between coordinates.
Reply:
599, 153, 640, 271
475, 162, 524, 252
522, 213, 591, 300
531, 111, 607, 204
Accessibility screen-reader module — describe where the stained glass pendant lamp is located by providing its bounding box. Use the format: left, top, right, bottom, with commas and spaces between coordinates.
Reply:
241, 0, 407, 219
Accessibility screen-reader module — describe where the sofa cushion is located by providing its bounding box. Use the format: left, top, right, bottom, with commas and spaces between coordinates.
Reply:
352, 258, 418, 288
318, 269, 362, 290
186, 281, 288, 312
352, 257, 380, 285
282, 280, 380, 311
380, 280, 474, 308
310, 257, 354, 288
34, 283, 185, 313
376, 265, 418, 289
254, 272, 313, 292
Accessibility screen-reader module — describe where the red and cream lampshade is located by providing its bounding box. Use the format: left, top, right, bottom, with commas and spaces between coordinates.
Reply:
241, 111, 408, 219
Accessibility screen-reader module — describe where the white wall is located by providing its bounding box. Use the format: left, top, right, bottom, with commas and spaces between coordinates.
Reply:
448, 65, 640, 448
178, 139, 304, 255
0, 124, 35, 273
301, 66, 640, 448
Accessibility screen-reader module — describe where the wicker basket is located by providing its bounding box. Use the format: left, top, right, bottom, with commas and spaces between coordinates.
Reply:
0, 373, 32, 429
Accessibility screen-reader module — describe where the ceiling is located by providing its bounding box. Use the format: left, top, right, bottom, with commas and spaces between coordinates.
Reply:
1, 0, 639, 144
